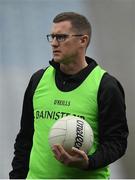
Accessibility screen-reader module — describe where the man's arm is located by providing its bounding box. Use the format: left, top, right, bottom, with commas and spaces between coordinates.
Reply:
9, 69, 45, 179
9, 77, 34, 179
88, 73, 129, 169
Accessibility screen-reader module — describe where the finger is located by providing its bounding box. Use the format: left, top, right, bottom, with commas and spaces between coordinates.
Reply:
52, 145, 64, 163
54, 144, 70, 158
54, 144, 65, 152
72, 147, 88, 161
52, 144, 70, 163
52, 144, 62, 158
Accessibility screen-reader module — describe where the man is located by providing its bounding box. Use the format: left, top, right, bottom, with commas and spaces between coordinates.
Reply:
9, 12, 128, 179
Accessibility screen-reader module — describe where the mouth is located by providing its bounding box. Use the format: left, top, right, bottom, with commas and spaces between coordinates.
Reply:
53, 50, 61, 53
53, 50, 61, 56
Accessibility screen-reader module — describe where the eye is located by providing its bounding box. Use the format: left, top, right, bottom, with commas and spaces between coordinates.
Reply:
56, 34, 68, 42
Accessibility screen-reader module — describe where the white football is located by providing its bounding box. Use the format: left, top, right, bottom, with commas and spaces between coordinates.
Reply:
48, 115, 94, 154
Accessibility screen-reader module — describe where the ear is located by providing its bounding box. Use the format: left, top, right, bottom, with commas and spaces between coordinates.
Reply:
80, 35, 89, 48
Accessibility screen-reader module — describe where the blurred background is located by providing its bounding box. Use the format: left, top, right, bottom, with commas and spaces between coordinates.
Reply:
0, 0, 135, 178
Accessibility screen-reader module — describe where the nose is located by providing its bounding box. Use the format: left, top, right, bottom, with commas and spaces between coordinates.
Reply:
50, 37, 59, 47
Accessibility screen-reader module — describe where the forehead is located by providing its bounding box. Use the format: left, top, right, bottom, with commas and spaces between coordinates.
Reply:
51, 21, 73, 34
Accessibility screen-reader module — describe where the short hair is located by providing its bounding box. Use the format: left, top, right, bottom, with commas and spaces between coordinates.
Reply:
53, 12, 92, 47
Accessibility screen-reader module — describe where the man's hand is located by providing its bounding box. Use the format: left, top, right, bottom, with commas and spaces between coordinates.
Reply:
52, 144, 89, 170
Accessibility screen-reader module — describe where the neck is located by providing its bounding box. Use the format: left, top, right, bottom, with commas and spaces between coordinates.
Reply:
60, 57, 88, 75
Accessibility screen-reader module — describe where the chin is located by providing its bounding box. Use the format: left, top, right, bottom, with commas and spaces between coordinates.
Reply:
53, 57, 62, 63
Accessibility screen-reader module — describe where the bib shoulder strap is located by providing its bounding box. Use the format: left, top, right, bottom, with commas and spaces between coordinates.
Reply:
31, 68, 47, 97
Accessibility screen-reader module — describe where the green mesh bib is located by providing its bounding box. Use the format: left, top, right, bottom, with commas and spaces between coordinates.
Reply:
27, 65, 110, 179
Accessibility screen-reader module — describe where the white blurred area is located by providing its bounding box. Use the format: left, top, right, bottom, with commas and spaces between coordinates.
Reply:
0, 0, 135, 178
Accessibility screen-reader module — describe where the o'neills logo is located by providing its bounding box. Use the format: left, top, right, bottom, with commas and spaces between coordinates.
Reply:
74, 120, 84, 149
